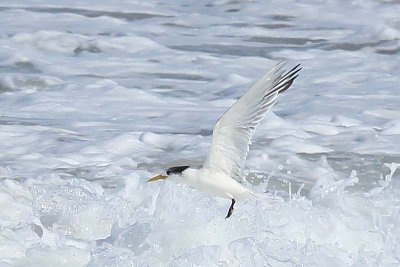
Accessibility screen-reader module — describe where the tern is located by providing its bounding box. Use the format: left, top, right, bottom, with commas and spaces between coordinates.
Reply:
148, 61, 301, 218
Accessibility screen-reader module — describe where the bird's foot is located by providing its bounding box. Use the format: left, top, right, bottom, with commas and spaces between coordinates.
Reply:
225, 199, 235, 219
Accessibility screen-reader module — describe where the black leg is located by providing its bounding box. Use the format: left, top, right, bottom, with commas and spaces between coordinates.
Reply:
225, 199, 235, 219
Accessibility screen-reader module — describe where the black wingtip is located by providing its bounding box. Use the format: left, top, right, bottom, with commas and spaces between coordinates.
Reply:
270, 63, 302, 95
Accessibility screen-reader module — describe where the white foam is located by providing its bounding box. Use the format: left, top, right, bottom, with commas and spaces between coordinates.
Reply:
0, 0, 399, 266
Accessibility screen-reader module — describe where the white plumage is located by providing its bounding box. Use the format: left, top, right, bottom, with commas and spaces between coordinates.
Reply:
148, 61, 301, 218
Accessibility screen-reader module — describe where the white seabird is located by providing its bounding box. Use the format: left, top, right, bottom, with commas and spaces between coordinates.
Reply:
148, 61, 301, 218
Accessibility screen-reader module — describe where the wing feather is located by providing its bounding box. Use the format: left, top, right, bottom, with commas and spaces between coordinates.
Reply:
202, 62, 301, 182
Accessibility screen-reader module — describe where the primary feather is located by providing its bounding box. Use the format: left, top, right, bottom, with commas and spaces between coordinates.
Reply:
203, 62, 301, 182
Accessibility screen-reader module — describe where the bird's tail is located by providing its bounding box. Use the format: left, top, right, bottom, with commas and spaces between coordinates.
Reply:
247, 189, 267, 200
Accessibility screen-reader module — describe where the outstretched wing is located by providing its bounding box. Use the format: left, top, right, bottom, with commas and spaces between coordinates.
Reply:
202, 61, 301, 182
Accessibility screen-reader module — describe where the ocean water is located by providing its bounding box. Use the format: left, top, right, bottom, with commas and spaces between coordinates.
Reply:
0, 0, 400, 266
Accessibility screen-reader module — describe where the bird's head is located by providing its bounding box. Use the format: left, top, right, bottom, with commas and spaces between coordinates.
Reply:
147, 166, 190, 182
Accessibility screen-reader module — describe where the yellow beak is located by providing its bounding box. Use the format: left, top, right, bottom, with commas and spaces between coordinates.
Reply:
147, 174, 167, 182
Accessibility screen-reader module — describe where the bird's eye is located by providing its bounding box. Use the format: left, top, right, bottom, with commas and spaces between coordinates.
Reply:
166, 170, 171, 175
